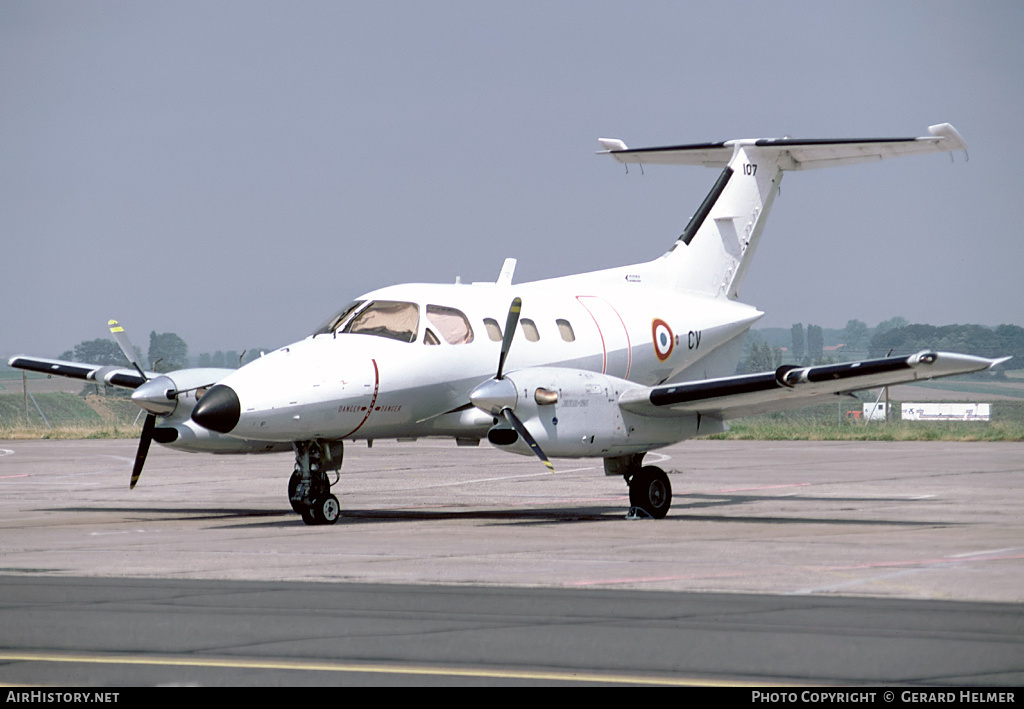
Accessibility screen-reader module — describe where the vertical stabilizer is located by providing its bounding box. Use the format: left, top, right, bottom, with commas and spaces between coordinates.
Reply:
664, 145, 783, 298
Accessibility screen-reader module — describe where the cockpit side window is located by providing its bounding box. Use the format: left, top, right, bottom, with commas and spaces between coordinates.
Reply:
426, 305, 474, 345
343, 300, 419, 343
312, 300, 365, 336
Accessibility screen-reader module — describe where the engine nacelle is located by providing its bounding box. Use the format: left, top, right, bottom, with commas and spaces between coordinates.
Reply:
488, 367, 711, 459
128, 367, 290, 454
130, 367, 236, 418
154, 416, 294, 454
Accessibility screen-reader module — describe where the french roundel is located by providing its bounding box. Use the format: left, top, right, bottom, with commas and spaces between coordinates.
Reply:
652, 319, 674, 361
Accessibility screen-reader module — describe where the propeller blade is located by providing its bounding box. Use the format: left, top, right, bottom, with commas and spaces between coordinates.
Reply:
496, 297, 521, 380
469, 296, 551, 473
108, 319, 147, 381
501, 408, 555, 474
131, 413, 156, 489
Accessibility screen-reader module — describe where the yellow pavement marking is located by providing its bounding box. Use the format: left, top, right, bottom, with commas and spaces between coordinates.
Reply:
0, 651, 758, 687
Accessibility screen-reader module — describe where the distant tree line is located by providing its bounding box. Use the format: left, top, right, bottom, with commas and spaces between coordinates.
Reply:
148, 331, 188, 372
58, 332, 271, 374
745, 341, 783, 373
60, 339, 126, 367
869, 323, 1024, 367
748, 317, 1021, 373
779, 323, 826, 368
197, 350, 265, 368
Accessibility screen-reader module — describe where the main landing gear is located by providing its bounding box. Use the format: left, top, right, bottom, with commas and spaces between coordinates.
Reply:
627, 466, 672, 519
607, 454, 673, 519
289, 439, 344, 525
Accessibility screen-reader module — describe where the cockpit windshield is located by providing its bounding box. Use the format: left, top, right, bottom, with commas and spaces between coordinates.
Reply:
313, 300, 467, 345
342, 300, 419, 343
312, 300, 366, 337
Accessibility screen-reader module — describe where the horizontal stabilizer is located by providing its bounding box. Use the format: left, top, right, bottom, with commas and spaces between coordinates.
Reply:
619, 350, 1005, 420
598, 123, 967, 170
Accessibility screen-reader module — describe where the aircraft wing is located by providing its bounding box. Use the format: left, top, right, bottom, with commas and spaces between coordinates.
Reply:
7, 355, 148, 389
618, 351, 1008, 420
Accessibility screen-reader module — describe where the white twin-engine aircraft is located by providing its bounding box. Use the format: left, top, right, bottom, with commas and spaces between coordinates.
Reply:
9, 122, 1006, 525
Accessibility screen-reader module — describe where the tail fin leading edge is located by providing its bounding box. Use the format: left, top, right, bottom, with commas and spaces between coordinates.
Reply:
599, 123, 966, 299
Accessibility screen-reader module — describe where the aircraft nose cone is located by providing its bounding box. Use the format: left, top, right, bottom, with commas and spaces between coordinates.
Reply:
191, 384, 241, 434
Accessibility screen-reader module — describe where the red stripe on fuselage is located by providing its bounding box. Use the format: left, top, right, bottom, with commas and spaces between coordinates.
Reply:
339, 359, 379, 439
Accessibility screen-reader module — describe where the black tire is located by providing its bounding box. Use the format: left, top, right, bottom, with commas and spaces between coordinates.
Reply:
300, 496, 340, 526
629, 466, 672, 519
288, 470, 303, 513
300, 504, 319, 525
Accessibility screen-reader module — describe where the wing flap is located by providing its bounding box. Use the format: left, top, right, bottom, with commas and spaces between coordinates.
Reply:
619, 351, 1007, 420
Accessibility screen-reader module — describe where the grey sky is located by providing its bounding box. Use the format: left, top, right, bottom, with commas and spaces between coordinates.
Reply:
2, 1, 1022, 360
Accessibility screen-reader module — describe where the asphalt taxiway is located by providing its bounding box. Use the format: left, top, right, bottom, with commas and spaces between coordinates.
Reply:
1, 438, 1021, 685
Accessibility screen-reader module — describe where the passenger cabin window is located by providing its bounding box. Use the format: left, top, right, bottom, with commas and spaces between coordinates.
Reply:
556, 319, 576, 342
312, 300, 365, 336
483, 318, 503, 342
426, 305, 474, 345
343, 300, 419, 343
520, 318, 540, 342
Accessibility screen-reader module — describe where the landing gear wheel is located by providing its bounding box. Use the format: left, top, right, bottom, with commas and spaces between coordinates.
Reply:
288, 470, 303, 513
629, 466, 672, 519
301, 495, 341, 526
315, 494, 341, 525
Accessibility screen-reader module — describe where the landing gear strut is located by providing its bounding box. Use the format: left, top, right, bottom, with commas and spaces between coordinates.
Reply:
289, 439, 343, 525
606, 454, 673, 519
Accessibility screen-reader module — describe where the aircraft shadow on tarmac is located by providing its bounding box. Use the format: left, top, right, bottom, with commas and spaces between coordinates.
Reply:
42, 491, 963, 530
672, 492, 962, 527
40, 504, 629, 527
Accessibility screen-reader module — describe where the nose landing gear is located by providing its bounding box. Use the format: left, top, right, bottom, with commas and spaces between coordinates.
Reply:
289, 439, 344, 525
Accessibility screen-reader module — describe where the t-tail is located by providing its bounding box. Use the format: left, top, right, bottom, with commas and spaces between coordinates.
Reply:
599, 123, 967, 299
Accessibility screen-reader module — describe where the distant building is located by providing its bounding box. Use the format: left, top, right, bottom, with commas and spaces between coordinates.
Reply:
862, 402, 891, 421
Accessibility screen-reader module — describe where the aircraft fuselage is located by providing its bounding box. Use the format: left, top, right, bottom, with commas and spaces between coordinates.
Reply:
196, 278, 762, 450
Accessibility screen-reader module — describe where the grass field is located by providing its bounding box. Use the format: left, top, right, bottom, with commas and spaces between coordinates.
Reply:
0, 390, 143, 439
1, 392, 1022, 442
708, 419, 1024, 442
